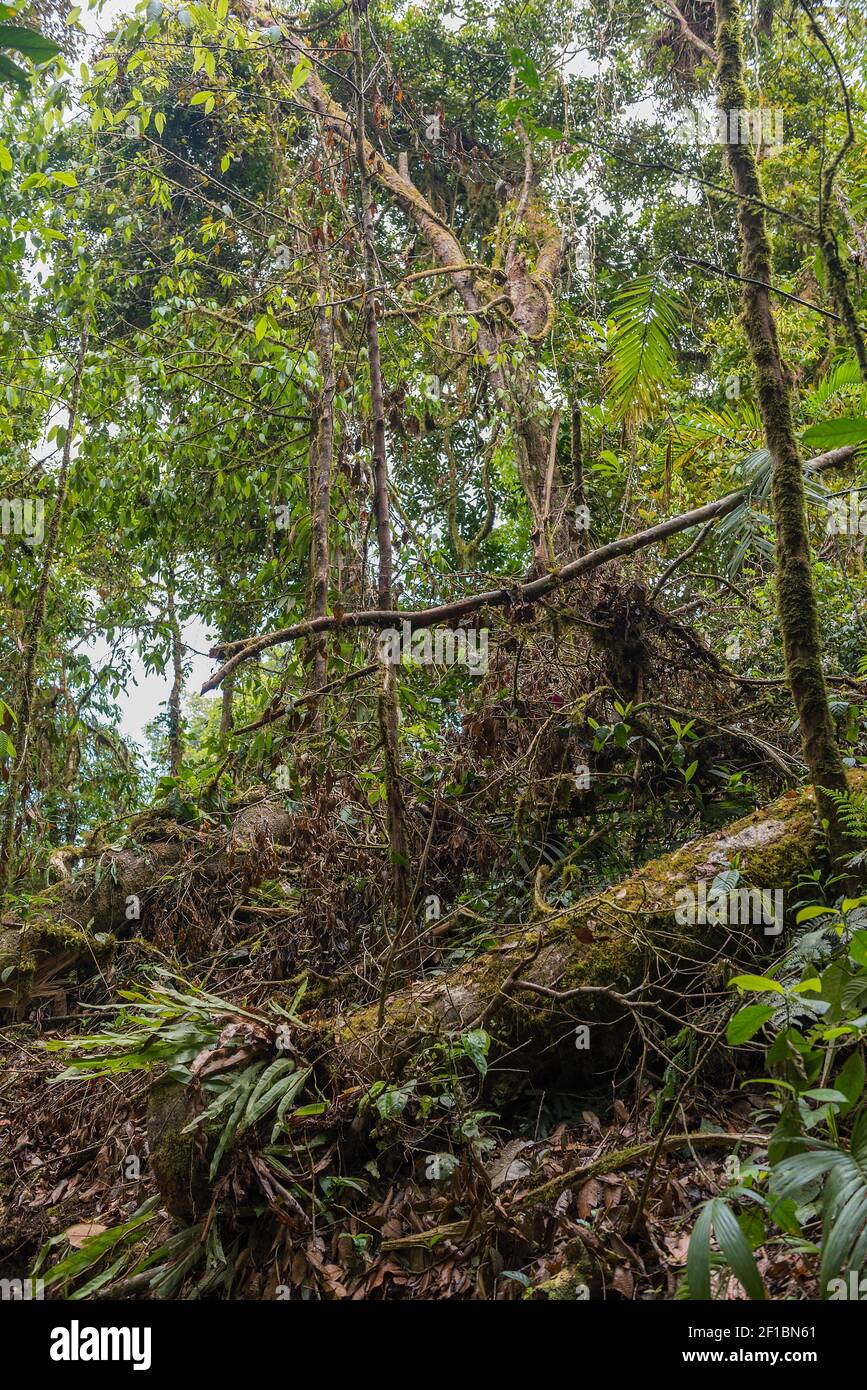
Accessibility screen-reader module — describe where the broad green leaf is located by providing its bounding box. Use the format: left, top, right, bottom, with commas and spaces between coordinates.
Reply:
728, 974, 784, 995
0, 22, 61, 62
727, 1004, 775, 1045
802, 418, 867, 450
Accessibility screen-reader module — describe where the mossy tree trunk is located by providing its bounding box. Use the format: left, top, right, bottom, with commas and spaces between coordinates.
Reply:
165, 565, 184, 777
714, 0, 852, 868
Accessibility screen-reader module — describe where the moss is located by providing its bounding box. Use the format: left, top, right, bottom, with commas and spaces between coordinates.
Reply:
146, 1078, 212, 1223
333, 777, 866, 1088
714, 0, 853, 868
0, 918, 115, 1011
525, 1243, 592, 1300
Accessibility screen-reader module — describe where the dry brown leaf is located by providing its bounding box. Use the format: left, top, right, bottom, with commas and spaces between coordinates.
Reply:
576, 1178, 601, 1219
65, 1222, 107, 1248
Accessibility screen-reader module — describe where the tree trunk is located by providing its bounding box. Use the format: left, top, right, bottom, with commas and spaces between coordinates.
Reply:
333, 777, 854, 1081
281, 14, 563, 571
307, 253, 335, 715
1, 318, 90, 895
352, 3, 409, 926
713, 0, 852, 868
165, 567, 184, 777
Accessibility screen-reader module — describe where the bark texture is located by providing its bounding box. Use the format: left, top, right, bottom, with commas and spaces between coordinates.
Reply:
714, 0, 852, 865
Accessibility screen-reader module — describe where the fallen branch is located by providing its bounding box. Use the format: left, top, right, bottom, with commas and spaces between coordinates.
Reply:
379, 1130, 768, 1250
202, 445, 857, 693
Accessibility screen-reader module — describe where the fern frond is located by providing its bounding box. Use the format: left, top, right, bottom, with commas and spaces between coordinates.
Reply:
805, 359, 864, 411
825, 788, 867, 841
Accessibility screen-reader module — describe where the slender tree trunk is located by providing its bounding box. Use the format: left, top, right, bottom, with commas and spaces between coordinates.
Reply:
352, 3, 409, 923
307, 252, 335, 721
571, 399, 587, 556
284, 19, 562, 572
219, 670, 235, 748
165, 567, 184, 777
822, 231, 867, 379
714, 0, 852, 867
1, 317, 90, 893
796, 1, 867, 379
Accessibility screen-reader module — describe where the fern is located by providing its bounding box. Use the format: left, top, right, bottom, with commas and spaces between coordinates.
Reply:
606, 273, 682, 424
825, 788, 867, 841
717, 445, 832, 576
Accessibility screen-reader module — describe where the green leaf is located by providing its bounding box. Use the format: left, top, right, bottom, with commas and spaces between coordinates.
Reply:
728, 973, 785, 995
508, 45, 540, 89
727, 1004, 775, 1045
0, 22, 61, 62
795, 904, 835, 924
687, 1200, 714, 1299
802, 418, 867, 450
40, 1197, 160, 1290
0, 50, 28, 86
289, 55, 310, 91
461, 1028, 491, 1076
712, 1199, 766, 1299
373, 1083, 415, 1119
607, 273, 681, 424
0, 141, 11, 171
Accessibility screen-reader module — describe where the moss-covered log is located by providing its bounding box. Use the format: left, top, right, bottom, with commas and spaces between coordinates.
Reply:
332, 779, 858, 1083
136, 779, 859, 1224
0, 789, 296, 1014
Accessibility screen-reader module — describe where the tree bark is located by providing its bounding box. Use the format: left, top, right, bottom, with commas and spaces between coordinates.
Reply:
165, 567, 184, 777
714, 0, 852, 867
351, 3, 408, 925
333, 776, 854, 1080
307, 254, 335, 714
1, 317, 90, 895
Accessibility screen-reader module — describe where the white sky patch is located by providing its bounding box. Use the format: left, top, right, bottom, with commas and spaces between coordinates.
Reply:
562, 47, 603, 80
84, 617, 218, 747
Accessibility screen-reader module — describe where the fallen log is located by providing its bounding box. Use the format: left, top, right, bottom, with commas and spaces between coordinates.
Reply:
133, 777, 862, 1224
0, 789, 297, 1014
331, 776, 862, 1083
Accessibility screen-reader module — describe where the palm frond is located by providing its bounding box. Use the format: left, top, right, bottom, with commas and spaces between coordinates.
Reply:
606, 273, 682, 425
773, 1111, 867, 1295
